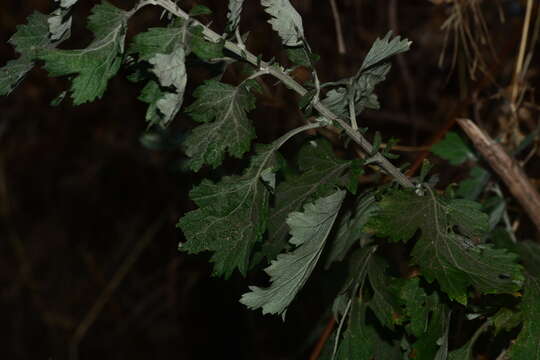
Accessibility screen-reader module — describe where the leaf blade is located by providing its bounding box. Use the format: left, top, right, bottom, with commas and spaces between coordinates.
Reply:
240, 190, 346, 317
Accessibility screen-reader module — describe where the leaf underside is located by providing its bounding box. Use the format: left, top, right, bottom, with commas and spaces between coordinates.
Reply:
240, 190, 346, 318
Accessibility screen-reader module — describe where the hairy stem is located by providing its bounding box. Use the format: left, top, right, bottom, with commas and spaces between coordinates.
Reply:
141, 0, 414, 189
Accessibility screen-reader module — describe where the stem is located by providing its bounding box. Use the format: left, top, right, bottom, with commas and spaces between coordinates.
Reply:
141, 0, 415, 189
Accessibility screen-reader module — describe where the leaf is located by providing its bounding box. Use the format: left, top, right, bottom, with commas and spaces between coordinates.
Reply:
130, 20, 223, 62
431, 132, 475, 165
261, 0, 305, 46
286, 46, 320, 67
130, 25, 188, 61
325, 192, 377, 268
367, 256, 402, 329
368, 188, 524, 304
360, 31, 411, 71
130, 22, 192, 125
39, 1, 129, 105
0, 12, 54, 96
226, 0, 245, 33
177, 143, 279, 278
138, 81, 167, 125
456, 166, 489, 200
509, 241, 540, 359
400, 278, 431, 337
334, 297, 401, 360
48, 0, 79, 41
189, 26, 225, 61
148, 46, 187, 125
0, 58, 34, 96
448, 320, 491, 360
183, 79, 259, 171
189, 4, 212, 16
320, 32, 410, 120
412, 298, 450, 360
492, 308, 522, 335
240, 190, 346, 318
336, 301, 377, 360
263, 139, 357, 261
332, 246, 376, 317
9, 12, 52, 55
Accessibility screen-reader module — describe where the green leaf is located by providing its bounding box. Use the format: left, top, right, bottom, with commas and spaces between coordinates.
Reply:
9, 12, 52, 55
400, 278, 432, 337
360, 31, 411, 71
130, 25, 187, 61
263, 139, 357, 261
509, 242, 540, 359
226, 0, 245, 33
190, 26, 225, 61
320, 32, 409, 120
325, 192, 376, 267
240, 190, 346, 318
431, 132, 475, 165
286, 46, 320, 67
368, 188, 524, 304
336, 301, 377, 360
492, 308, 521, 335
183, 79, 259, 171
448, 320, 491, 360
138, 81, 167, 125
0, 58, 34, 96
130, 22, 193, 126
367, 256, 402, 329
1, 12, 54, 96
332, 246, 376, 317
39, 1, 129, 105
334, 298, 401, 360
189, 4, 212, 16
456, 166, 490, 200
177, 143, 279, 278
412, 298, 450, 360
261, 0, 305, 46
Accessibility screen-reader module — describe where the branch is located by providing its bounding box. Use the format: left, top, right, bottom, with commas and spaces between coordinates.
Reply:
457, 118, 540, 232
140, 0, 414, 189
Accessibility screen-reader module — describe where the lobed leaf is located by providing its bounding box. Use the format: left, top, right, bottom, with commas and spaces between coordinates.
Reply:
261, 0, 305, 46
183, 79, 259, 171
263, 139, 358, 261
367, 256, 402, 330
178, 143, 279, 278
240, 190, 346, 318
336, 301, 377, 360
226, 0, 245, 33
0, 58, 34, 96
325, 192, 376, 267
1, 12, 53, 96
431, 132, 475, 165
39, 1, 129, 105
368, 188, 524, 304
509, 241, 540, 359
360, 31, 411, 71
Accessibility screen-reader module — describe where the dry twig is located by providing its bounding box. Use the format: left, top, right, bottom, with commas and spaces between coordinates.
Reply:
457, 118, 540, 232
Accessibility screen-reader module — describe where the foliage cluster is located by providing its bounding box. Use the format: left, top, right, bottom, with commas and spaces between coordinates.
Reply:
2, 0, 539, 359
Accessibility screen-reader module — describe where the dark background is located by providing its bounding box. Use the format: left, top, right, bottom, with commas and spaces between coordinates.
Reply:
1, 0, 539, 358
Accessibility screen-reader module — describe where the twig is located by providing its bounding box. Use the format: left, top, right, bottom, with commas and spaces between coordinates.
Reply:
309, 317, 336, 360
329, 0, 346, 54
511, 0, 533, 105
69, 215, 166, 360
457, 118, 540, 232
138, 0, 415, 189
